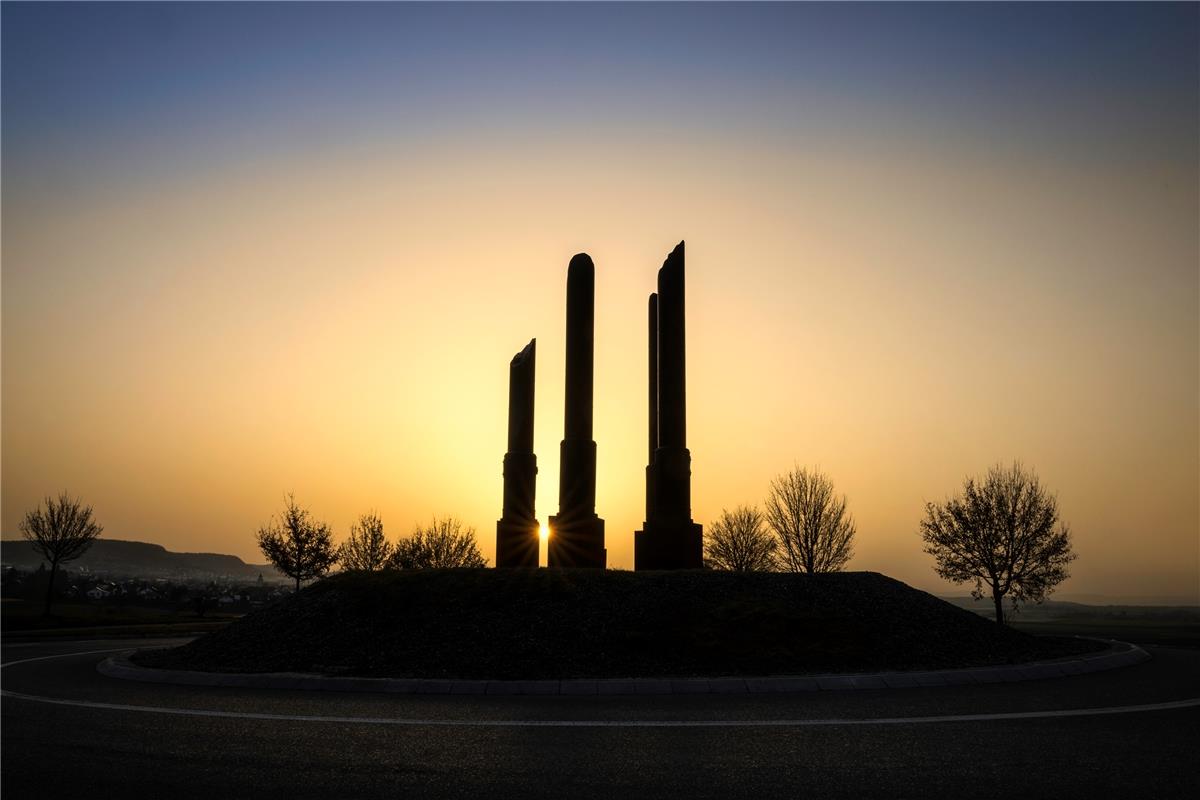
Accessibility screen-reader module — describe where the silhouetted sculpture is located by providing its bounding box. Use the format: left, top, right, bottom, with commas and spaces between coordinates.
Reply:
636, 241, 703, 569
645, 293, 659, 524
496, 339, 540, 567
548, 254, 606, 568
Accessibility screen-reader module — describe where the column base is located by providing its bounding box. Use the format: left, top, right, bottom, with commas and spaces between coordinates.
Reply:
547, 514, 606, 568
634, 520, 703, 570
495, 519, 540, 568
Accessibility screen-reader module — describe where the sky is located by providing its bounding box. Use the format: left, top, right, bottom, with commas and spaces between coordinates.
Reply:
2, 2, 1197, 602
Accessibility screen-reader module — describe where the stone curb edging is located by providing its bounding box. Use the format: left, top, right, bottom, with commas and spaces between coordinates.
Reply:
96, 639, 1149, 696
3, 628, 226, 642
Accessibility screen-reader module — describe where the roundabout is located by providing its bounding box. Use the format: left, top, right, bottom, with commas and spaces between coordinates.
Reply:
3, 637, 1198, 798
97, 636, 1152, 697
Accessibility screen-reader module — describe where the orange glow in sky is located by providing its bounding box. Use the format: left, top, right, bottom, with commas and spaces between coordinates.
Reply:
2, 2, 1196, 602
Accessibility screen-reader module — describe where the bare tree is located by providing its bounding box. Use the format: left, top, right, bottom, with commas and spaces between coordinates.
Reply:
920, 461, 1075, 625
704, 505, 777, 572
255, 494, 339, 592
389, 516, 487, 569
19, 492, 104, 615
339, 511, 392, 571
765, 466, 855, 573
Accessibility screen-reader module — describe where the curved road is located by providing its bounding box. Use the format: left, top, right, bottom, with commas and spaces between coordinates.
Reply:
3, 638, 1198, 798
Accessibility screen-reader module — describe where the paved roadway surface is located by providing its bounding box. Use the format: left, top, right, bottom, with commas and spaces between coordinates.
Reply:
3, 638, 1197, 799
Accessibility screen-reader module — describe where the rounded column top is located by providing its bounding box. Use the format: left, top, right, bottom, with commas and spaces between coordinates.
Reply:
568, 252, 594, 280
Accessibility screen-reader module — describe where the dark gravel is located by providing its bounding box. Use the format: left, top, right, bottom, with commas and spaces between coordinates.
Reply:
134, 569, 1105, 679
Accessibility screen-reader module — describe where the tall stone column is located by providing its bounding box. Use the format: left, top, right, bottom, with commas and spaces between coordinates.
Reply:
645, 292, 658, 522
636, 241, 703, 569
496, 339, 540, 567
548, 254, 606, 568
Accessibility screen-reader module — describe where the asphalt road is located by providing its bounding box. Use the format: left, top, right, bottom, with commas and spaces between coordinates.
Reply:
3, 638, 1198, 799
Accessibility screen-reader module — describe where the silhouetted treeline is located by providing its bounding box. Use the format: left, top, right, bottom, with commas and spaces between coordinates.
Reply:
705, 460, 1077, 625
254, 497, 488, 590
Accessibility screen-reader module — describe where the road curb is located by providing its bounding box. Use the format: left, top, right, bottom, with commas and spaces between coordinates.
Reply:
96, 639, 1150, 696
3, 627, 229, 642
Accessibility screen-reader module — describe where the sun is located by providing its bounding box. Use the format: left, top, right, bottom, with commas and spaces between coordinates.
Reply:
539, 522, 550, 541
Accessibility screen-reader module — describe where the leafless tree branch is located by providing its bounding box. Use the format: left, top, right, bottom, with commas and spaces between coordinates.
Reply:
704, 505, 777, 572
19, 492, 103, 615
764, 466, 855, 574
919, 461, 1076, 624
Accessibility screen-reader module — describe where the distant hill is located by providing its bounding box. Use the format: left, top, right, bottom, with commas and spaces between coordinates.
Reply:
941, 595, 1200, 618
0, 538, 283, 581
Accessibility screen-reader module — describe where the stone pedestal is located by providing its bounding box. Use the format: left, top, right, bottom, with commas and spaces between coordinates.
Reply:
497, 451, 539, 567
634, 520, 703, 570
547, 514, 606, 568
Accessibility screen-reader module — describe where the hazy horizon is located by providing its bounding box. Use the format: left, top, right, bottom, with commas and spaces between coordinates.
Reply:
3, 3, 1197, 601
3, 532, 1195, 608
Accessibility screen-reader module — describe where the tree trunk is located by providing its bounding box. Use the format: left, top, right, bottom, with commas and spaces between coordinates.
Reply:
295, 576, 301, 593
44, 560, 58, 616
993, 589, 1005, 626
